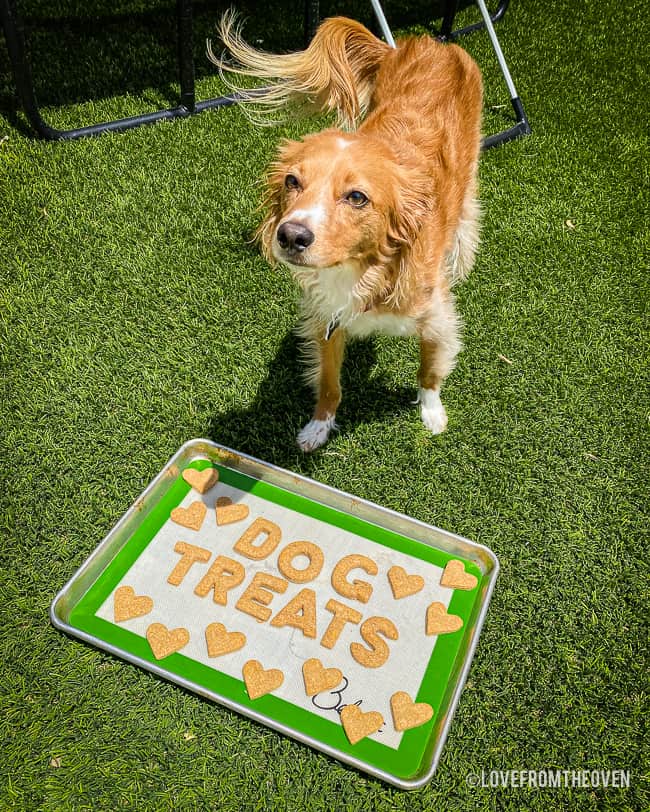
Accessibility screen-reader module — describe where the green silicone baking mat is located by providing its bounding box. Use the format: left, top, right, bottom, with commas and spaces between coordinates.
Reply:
51, 439, 498, 789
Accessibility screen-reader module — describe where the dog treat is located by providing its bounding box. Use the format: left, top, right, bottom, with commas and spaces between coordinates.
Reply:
350, 616, 399, 668
302, 658, 343, 696
170, 500, 207, 532
215, 496, 250, 526
194, 555, 246, 605
205, 622, 247, 657
387, 565, 425, 599
242, 659, 284, 699
277, 540, 325, 583
146, 622, 190, 659
425, 602, 464, 635
233, 517, 282, 560
235, 572, 288, 622
113, 585, 154, 623
440, 559, 478, 591
320, 599, 363, 649
340, 704, 384, 745
269, 588, 318, 638
182, 467, 219, 494
331, 554, 378, 604
390, 691, 434, 732
167, 541, 212, 586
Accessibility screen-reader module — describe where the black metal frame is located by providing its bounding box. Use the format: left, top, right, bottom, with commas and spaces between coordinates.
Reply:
440, 0, 510, 39
0, 0, 324, 141
0, 0, 251, 140
1, 0, 528, 145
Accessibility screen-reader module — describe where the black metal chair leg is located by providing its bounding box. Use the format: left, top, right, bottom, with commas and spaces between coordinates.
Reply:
481, 96, 530, 150
304, 0, 320, 44
177, 0, 196, 113
440, 0, 459, 40
441, 0, 511, 40
1, 0, 57, 139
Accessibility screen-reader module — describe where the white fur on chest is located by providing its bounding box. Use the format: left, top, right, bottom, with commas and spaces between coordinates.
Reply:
294, 264, 417, 338
345, 310, 416, 338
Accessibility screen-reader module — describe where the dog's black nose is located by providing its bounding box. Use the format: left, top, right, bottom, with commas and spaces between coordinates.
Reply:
277, 221, 315, 253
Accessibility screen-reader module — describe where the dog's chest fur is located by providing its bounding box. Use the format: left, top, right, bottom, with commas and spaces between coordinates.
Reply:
296, 264, 417, 338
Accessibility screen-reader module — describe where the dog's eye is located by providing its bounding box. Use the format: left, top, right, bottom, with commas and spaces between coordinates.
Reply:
346, 190, 369, 208
285, 174, 301, 190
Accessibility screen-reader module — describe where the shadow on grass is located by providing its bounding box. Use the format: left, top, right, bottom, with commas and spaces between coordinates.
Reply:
206, 330, 416, 467
0, 0, 468, 121
0, 0, 305, 116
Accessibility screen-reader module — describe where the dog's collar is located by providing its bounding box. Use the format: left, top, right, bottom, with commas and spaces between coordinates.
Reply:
325, 299, 379, 340
324, 305, 355, 341
324, 312, 341, 341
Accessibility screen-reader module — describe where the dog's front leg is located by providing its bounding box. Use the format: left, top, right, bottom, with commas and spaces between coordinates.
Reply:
416, 295, 462, 434
417, 336, 458, 435
297, 328, 346, 452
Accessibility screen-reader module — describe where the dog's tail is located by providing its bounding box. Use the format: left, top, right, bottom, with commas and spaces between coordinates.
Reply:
209, 12, 391, 128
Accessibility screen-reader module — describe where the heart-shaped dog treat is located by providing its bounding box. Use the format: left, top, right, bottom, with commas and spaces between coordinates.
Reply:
426, 602, 464, 635
340, 704, 384, 745
205, 622, 247, 657
242, 660, 284, 700
390, 691, 434, 731
146, 623, 190, 659
440, 559, 478, 591
170, 500, 207, 531
387, 566, 425, 599
215, 496, 250, 526
182, 467, 219, 494
113, 585, 154, 623
302, 658, 343, 696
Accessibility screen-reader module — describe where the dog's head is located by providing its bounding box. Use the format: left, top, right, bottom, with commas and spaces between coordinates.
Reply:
257, 129, 433, 287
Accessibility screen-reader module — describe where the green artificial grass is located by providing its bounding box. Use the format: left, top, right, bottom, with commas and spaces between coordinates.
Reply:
1, 0, 648, 809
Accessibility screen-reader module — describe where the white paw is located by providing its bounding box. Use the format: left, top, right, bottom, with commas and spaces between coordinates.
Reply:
297, 416, 336, 452
418, 388, 448, 434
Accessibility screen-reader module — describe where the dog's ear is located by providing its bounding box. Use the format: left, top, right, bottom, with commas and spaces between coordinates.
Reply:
255, 166, 284, 264
255, 139, 303, 263
385, 161, 435, 251
364, 158, 436, 309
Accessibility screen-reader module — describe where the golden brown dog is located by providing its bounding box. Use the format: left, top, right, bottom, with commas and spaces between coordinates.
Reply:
214, 15, 483, 451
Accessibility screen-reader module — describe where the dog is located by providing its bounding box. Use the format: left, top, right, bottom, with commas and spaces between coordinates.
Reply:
213, 14, 483, 451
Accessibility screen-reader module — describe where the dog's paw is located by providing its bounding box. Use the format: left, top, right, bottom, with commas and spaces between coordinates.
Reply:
297, 416, 336, 452
418, 388, 448, 434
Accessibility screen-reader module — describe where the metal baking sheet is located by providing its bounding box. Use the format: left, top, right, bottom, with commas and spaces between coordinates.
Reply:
50, 439, 498, 789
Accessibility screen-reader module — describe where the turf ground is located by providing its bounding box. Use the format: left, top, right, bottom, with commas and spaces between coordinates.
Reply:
1, 0, 648, 809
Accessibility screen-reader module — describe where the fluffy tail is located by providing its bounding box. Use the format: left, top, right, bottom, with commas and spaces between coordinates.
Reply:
209, 12, 391, 128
